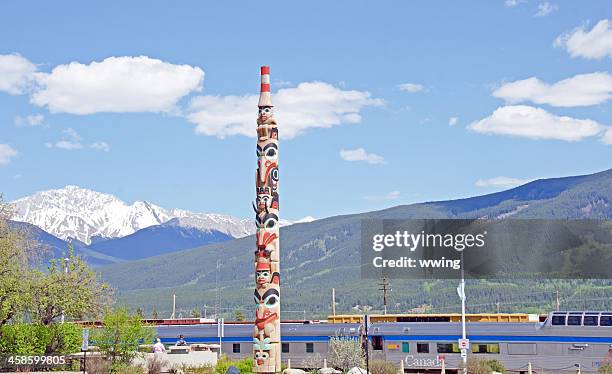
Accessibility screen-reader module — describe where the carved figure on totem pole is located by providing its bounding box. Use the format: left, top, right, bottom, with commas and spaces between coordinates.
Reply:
253, 65, 281, 373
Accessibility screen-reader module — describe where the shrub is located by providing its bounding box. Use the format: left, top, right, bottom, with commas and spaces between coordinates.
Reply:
486, 359, 507, 373
145, 354, 167, 374
600, 363, 612, 374
169, 363, 215, 374
328, 337, 364, 372
113, 362, 144, 374
460, 357, 506, 374
301, 352, 323, 370
369, 359, 397, 374
215, 356, 253, 374
93, 307, 154, 366
0, 323, 80, 355
86, 357, 112, 374
180, 364, 215, 374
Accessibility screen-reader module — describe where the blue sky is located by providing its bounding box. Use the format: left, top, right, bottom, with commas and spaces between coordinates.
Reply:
1, 0, 611, 220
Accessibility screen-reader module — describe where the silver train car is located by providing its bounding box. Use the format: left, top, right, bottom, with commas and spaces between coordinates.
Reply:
156, 311, 612, 373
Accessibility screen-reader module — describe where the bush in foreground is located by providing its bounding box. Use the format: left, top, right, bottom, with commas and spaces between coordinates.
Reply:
0, 322, 80, 355
369, 359, 397, 374
214, 356, 253, 374
460, 357, 506, 374
93, 307, 154, 368
600, 363, 612, 374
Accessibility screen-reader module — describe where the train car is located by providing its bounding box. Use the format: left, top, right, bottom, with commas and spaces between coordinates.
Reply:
155, 311, 612, 373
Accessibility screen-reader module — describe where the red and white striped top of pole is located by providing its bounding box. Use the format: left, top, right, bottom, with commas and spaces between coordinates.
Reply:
258, 66, 273, 107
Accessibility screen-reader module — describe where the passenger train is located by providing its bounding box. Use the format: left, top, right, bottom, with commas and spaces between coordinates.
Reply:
153, 311, 612, 373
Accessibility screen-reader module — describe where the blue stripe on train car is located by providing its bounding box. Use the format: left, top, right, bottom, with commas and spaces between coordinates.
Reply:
160, 336, 331, 344
383, 335, 612, 343
160, 335, 612, 344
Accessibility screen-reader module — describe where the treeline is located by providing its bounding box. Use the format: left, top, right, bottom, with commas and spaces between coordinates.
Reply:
112, 277, 612, 320
0, 196, 112, 354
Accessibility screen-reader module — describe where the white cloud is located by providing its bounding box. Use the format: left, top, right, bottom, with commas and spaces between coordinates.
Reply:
15, 114, 44, 127
476, 176, 529, 188
492, 72, 612, 107
362, 191, 401, 201
505, 0, 526, 7
448, 117, 459, 126
90, 141, 110, 152
397, 83, 424, 93
46, 140, 82, 150
186, 82, 382, 139
274, 80, 293, 88
45, 128, 83, 150
31, 56, 204, 114
46, 129, 111, 151
339, 148, 385, 165
554, 19, 612, 59
0, 144, 18, 165
535, 2, 557, 17
63, 128, 80, 140
468, 105, 604, 142
602, 127, 612, 145
0, 54, 37, 95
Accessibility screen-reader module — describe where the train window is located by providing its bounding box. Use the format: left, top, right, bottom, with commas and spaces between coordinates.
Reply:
601, 316, 612, 326
232, 344, 240, 353
551, 315, 566, 325
437, 343, 460, 353
371, 336, 383, 351
487, 344, 500, 354
417, 343, 430, 353
402, 342, 409, 353
472, 343, 500, 354
584, 315, 598, 326
306, 343, 314, 353
567, 315, 582, 326
282, 343, 289, 353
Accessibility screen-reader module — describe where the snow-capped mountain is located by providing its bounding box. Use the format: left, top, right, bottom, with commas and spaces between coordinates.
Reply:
11, 186, 256, 244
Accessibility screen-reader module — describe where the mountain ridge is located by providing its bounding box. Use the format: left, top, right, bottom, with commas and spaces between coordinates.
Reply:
98, 168, 612, 315
11, 185, 255, 244
11, 185, 314, 262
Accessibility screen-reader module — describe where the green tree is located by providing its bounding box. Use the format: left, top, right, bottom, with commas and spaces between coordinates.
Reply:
93, 307, 154, 367
0, 197, 38, 326
191, 308, 201, 318
234, 310, 245, 321
0, 323, 80, 355
29, 244, 112, 324
327, 336, 364, 372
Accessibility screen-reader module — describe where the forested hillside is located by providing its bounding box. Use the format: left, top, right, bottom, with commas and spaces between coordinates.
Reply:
100, 168, 612, 318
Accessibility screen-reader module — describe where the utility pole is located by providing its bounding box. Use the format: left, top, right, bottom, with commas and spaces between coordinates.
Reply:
216, 259, 220, 318
379, 277, 390, 315
61, 256, 70, 323
364, 314, 370, 374
171, 294, 176, 319
459, 250, 467, 374
332, 288, 336, 316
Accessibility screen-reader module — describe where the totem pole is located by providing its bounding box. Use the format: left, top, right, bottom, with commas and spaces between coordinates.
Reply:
253, 66, 281, 373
